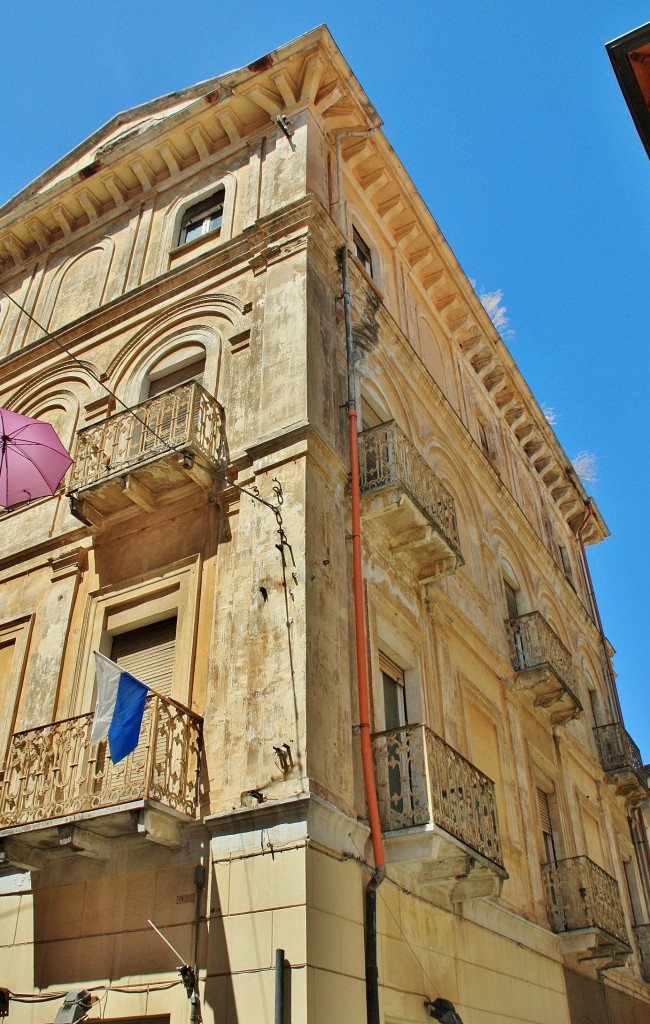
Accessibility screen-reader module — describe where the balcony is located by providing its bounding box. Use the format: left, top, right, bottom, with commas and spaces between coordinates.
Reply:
542, 856, 631, 971
594, 723, 649, 807
506, 612, 582, 725
634, 924, 650, 983
358, 421, 463, 581
371, 724, 506, 900
0, 694, 202, 869
67, 381, 226, 527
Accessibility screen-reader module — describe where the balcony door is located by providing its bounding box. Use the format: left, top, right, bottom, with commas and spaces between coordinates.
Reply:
130, 354, 206, 459
538, 786, 567, 931
538, 787, 559, 865
98, 618, 179, 783
380, 652, 411, 821
504, 579, 527, 666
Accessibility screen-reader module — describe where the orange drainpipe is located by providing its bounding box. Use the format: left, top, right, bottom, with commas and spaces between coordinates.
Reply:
336, 130, 386, 879
348, 397, 386, 874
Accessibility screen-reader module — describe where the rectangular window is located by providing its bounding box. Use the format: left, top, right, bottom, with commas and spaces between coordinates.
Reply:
353, 226, 373, 278
179, 190, 224, 245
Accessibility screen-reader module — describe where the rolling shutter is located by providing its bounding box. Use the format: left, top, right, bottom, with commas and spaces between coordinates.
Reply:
110, 617, 177, 697
537, 788, 552, 835
147, 358, 206, 398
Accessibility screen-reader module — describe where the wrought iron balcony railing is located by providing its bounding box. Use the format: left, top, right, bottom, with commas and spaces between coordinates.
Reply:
68, 381, 225, 492
594, 723, 647, 782
371, 723, 503, 869
0, 694, 202, 829
542, 856, 629, 946
358, 421, 462, 562
634, 924, 650, 982
506, 611, 581, 723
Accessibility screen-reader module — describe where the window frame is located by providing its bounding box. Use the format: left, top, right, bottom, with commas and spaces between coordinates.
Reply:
110, 616, 178, 697
178, 189, 225, 247
70, 556, 201, 717
146, 354, 206, 399
352, 225, 373, 278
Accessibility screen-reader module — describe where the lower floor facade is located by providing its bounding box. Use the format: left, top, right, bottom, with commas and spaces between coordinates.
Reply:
2, 795, 649, 1024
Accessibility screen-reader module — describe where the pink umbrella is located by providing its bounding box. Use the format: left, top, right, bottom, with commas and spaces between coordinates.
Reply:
0, 408, 73, 508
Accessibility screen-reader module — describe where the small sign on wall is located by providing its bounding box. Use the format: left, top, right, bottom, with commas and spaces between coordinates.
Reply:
176, 892, 196, 904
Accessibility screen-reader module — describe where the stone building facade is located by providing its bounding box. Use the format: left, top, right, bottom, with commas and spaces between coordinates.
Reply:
0, 26, 648, 1024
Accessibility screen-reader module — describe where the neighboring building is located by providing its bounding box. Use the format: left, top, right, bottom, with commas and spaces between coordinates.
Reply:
0, 26, 649, 1024
607, 23, 650, 158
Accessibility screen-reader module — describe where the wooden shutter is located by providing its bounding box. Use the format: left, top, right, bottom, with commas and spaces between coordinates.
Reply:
537, 787, 552, 834
111, 617, 177, 697
147, 358, 206, 398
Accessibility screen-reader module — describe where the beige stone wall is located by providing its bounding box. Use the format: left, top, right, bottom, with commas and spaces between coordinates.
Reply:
0, 26, 648, 1024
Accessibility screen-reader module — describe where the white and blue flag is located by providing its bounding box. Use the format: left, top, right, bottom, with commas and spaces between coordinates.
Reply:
91, 652, 148, 764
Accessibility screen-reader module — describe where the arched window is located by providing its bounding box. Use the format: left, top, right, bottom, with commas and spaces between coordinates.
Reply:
145, 344, 206, 399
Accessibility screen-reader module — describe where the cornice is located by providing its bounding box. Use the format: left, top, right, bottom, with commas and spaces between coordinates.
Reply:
0, 28, 605, 547
345, 262, 607, 639
0, 28, 378, 279
335, 136, 607, 545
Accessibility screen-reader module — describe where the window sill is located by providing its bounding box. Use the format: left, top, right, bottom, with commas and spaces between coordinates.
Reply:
168, 227, 222, 269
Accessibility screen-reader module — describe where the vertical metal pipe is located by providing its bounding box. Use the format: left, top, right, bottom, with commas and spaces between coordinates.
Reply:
365, 877, 380, 1024
335, 127, 386, 1024
274, 948, 285, 1024
335, 130, 386, 876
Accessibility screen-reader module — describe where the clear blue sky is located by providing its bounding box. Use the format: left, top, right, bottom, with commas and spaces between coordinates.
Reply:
2, 3, 648, 753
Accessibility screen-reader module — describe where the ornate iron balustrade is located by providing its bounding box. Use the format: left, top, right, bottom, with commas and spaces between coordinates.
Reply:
371, 723, 503, 868
358, 421, 462, 558
68, 381, 225, 491
542, 856, 629, 945
634, 924, 650, 982
507, 611, 579, 697
0, 695, 202, 828
594, 723, 647, 786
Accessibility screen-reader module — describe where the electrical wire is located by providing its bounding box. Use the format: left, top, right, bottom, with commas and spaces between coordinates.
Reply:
8, 991, 69, 1002
8, 980, 182, 1003
106, 981, 181, 994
